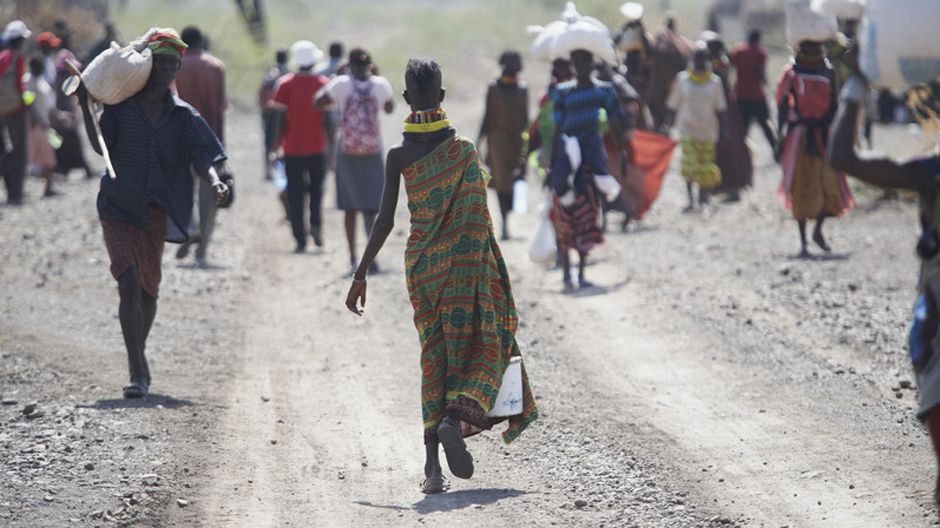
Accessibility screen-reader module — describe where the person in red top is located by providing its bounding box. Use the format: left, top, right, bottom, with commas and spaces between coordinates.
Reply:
271, 40, 329, 252
730, 30, 776, 150
0, 20, 30, 205
175, 26, 227, 266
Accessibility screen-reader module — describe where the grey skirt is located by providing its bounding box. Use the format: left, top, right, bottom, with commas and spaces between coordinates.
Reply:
335, 148, 385, 213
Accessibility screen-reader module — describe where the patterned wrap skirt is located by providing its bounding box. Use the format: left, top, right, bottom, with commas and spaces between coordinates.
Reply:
402, 135, 538, 444
679, 138, 721, 189
100, 205, 166, 298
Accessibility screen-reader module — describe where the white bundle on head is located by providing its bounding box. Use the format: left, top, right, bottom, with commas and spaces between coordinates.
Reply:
81, 27, 162, 105
548, 2, 616, 63
785, 0, 838, 46
528, 21, 568, 63
810, 0, 865, 20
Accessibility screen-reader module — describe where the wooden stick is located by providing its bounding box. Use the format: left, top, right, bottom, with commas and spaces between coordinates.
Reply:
63, 59, 117, 180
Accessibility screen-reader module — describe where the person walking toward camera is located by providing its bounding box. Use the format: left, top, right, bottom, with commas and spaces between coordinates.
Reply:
77, 30, 230, 398
174, 25, 228, 267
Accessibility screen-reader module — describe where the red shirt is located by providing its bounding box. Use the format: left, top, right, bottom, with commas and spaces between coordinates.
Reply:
175, 49, 227, 142
271, 72, 329, 156
730, 43, 767, 101
0, 50, 26, 113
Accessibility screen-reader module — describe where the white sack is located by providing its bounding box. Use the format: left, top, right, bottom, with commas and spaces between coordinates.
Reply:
810, 0, 865, 20
785, 0, 837, 46
860, 0, 940, 90
81, 42, 152, 105
528, 191, 557, 265
552, 19, 616, 63
529, 21, 567, 62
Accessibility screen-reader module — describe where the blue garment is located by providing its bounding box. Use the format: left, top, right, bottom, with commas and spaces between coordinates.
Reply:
97, 91, 226, 243
551, 79, 623, 137
549, 131, 609, 197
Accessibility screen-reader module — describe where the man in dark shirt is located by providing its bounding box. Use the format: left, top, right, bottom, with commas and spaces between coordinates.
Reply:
77, 29, 230, 399
729, 30, 776, 150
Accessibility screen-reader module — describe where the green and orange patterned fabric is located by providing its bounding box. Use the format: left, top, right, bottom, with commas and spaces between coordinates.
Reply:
402, 135, 538, 444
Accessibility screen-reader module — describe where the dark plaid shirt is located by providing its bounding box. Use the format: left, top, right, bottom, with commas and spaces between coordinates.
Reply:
96, 91, 226, 243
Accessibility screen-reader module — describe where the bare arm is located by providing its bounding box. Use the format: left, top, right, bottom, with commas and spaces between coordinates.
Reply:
829, 95, 929, 191
193, 161, 232, 204
345, 146, 403, 315
314, 90, 333, 110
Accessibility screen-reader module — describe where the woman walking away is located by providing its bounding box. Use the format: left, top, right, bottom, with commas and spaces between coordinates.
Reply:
549, 49, 627, 290
317, 48, 394, 273
828, 46, 940, 510
345, 59, 537, 494
478, 50, 528, 241
663, 45, 726, 211
776, 40, 852, 257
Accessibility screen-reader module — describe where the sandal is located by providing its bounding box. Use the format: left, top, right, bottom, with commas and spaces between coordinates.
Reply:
437, 417, 474, 479
420, 474, 448, 494
122, 382, 148, 399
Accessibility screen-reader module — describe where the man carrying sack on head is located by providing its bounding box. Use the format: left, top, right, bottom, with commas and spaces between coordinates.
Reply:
77, 29, 230, 399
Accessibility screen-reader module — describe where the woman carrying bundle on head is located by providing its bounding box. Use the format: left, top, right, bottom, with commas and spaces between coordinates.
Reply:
344, 59, 538, 495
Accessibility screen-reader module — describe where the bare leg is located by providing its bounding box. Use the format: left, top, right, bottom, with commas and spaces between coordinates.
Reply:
561, 248, 573, 291
117, 268, 149, 396
759, 118, 777, 151
497, 191, 512, 240
929, 409, 940, 510
578, 250, 592, 288
140, 291, 157, 387
798, 220, 810, 258
812, 215, 831, 252
344, 211, 357, 267
425, 441, 442, 478
41, 168, 55, 196
684, 181, 694, 211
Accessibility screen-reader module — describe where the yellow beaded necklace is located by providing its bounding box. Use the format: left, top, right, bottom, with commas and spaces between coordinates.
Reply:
403, 107, 452, 133
688, 70, 712, 84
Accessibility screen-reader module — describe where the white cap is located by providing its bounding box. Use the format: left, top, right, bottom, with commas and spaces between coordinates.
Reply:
700, 30, 722, 43
3, 20, 31, 41
620, 2, 644, 22
290, 40, 323, 69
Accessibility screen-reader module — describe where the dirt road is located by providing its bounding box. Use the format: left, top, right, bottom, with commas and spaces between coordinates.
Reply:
2, 105, 938, 527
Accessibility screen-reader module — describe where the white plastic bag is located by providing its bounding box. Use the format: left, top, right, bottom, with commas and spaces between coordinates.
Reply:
860, 0, 940, 91
551, 20, 616, 63
528, 190, 557, 265
512, 179, 529, 214
487, 357, 523, 417
785, 0, 837, 46
810, 0, 864, 20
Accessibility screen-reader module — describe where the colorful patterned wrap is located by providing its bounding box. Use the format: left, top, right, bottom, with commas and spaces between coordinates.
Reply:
679, 138, 721, 189
402, 135, 538, 444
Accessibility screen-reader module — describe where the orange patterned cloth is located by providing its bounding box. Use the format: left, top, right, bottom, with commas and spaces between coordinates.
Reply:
100, 205, 166, 298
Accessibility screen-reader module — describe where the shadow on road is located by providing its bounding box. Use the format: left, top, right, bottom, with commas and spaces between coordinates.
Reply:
353, 487, 527, 514
76, 393, 197, 410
